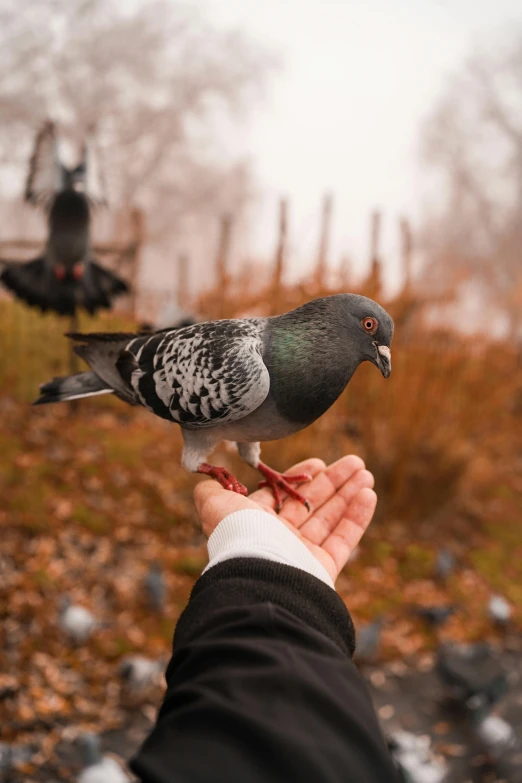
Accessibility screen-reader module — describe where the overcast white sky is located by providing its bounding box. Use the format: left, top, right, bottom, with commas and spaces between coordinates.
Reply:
203, 0, 522, 287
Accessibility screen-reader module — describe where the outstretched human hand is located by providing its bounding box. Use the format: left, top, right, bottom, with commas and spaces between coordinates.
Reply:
194, 455, 376, 584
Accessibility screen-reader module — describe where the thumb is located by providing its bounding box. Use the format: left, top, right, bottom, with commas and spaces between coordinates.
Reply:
194, 479, 265, 538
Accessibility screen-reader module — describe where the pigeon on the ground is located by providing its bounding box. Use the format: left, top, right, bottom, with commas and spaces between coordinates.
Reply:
0, 742, 35, 773
388, 732, 446, 783
474, 714, 522, 783
0, 120, 128, 316
436, 642, 508, 713
34, 294, 393, 509
434, 549, 455, 582
413, 605, 457, 628
488, 594, 512, 627
119, 655, 166, 690
76, 734, 130, 783
144, 561, 166, 613
58, 597, 102, 643
354, 616, 384, 663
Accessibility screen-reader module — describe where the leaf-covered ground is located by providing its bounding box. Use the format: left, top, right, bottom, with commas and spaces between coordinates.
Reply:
1, 293, 521, 780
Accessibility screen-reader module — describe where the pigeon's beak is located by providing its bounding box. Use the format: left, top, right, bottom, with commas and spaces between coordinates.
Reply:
374, 344, 391, 378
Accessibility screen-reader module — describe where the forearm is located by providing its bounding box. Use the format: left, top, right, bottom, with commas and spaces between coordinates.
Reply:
131, 556, 398, 783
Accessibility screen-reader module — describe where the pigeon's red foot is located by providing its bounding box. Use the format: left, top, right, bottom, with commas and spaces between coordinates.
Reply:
197, 463, 248, 495
54, 264, 66, 281
257, 461, 312, 513
72, 262, 84, 280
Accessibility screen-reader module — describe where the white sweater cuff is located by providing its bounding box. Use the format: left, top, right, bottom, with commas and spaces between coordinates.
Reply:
202, 509, 334, 589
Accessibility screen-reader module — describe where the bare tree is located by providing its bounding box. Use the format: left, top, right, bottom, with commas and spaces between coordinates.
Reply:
0, 0, 272, 295
420, 30, 522, 337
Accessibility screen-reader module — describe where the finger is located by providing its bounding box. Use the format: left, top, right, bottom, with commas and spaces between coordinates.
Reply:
321, 488, 377, 575
248, 457, 326, 511
194, 480, 270, 538
299, 468, 374, 544
279, 454, 366, 529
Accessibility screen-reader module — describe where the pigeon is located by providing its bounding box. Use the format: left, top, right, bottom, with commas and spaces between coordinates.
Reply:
474, 715, 522, 783
34, 294, 393, 509
144, 561, 166, 613
488, 594, 512, 627
354, 616, 384, 663
0, 120, 128, 316
436, 642, 508, 713
0, 742, 35, 773
434, 549, 455, 582
388, 732, 446, 783
119, 655, 166, 690
76, 734, 130, 783
413, 605, 457, 628
58, 597, 102, 643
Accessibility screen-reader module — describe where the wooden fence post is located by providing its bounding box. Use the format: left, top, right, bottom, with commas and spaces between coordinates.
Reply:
400, 217, 412, 292
129, 207, 145, 320
315, 193, 333, 287
215, 213, 232, 317
177, 252, 189, 307
271, 198, 288, 313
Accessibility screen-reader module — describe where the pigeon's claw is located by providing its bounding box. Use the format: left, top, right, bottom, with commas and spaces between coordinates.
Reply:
257, 462, 312, 513
197, 463, 248, 495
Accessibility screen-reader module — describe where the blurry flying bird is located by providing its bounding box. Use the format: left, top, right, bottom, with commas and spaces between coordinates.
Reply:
144, 561, 166, 613
76, 734, 130, 783
0, 121, 128, 316
34, 294, 393, 509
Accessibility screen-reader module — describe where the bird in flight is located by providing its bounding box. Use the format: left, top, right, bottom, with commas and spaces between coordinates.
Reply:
0, 120, 128, 315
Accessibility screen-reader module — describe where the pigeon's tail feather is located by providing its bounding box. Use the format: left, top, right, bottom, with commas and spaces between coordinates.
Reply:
69, 333, 138, 404
0, 257, 75, 314
80, 260, 129, 315
34, 372, 113, 405
0, 257, 128, 316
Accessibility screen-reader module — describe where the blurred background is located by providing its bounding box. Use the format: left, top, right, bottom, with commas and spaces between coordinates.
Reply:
1, 1, 522, 781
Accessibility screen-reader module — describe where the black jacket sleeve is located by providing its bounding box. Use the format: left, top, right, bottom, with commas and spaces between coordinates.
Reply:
130, 558, 399, 783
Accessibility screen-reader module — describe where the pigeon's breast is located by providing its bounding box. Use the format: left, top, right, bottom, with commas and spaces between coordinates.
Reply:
216, 394, 312, 443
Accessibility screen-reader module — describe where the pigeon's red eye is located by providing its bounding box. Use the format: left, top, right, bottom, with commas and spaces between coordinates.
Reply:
362, 317, 378, 334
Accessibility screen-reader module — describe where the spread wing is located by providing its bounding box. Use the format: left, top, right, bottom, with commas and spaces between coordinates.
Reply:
77, 127, 108, 207
25, 121, 66, 208
120, 319, 270, 427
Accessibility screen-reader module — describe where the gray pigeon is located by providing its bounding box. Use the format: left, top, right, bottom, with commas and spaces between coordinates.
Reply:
144, 561, 166, 613
388, 732, 446, 783
413, 605, 457, 628
436, 642, 508, 713
0, 742, 35, 773
354, 616, 384, 663
58, 597, 102, 643
119, 654, 166, 690
76, 734, 130, 783
34, 294, 393, 509
488, 594, 512, 627
0, 120, 128, 316
434, 549, 455, 582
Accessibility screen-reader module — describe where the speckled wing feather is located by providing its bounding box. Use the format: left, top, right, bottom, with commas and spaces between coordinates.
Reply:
25, 121, 66, 209
120, 319, 270, 428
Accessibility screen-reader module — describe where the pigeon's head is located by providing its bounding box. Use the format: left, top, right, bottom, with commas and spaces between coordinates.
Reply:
336, 294, 394, 378
75, 733, 101, 767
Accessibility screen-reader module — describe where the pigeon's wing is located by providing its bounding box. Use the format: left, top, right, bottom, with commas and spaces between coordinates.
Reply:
121, 319, 270, 427
76, 127, 108, 207
25, 121, 66, 208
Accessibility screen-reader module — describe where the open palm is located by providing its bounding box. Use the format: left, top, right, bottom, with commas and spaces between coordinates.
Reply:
194, 454, 376, 583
